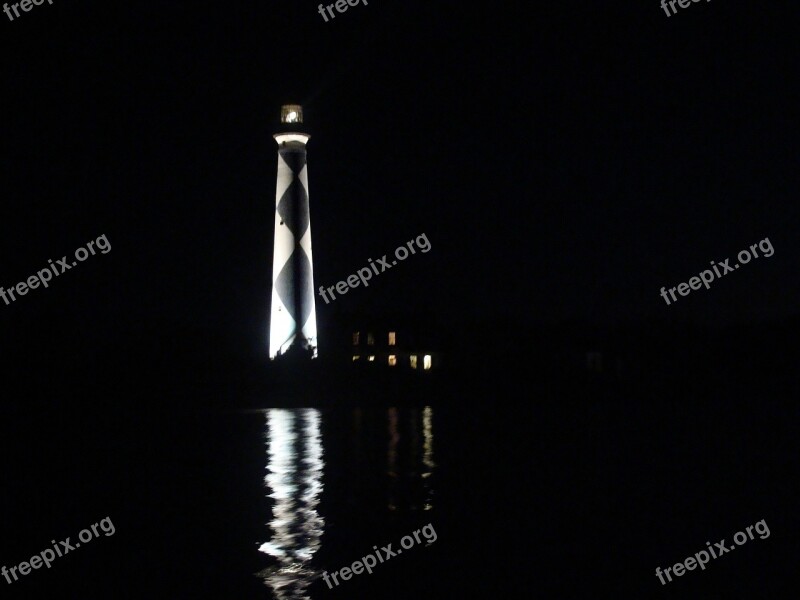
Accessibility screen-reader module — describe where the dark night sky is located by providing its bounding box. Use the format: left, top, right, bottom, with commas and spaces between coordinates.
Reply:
1, 0, 798, 361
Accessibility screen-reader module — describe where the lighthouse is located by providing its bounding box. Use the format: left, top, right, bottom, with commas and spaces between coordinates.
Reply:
268, 104, 318, 359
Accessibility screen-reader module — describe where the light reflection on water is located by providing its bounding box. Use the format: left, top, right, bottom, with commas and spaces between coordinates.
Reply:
257, 407, 435, 599
258, 409, 325, 599
387, 406, 436, 511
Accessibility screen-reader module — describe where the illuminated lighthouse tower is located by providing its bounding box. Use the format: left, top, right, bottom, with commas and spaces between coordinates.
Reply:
268, 104, 318, 359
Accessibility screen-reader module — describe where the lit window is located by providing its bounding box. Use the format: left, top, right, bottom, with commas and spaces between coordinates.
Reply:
423, 355, 432, 370
368, 355, 375, 362
367, 332, 374, 345
352, 355, 360, 361
353, 332, 360, 345
410, 355, 418, 369
388, 332, 396, 346
388, 355, 397, 366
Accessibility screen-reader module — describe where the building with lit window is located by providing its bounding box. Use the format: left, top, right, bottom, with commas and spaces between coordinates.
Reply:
349, 325, 440, 371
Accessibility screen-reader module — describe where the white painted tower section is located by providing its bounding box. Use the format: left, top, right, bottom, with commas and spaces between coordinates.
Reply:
268, 106, 318, 359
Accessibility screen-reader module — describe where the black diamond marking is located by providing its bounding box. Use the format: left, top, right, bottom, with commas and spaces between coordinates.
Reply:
279, 148, 306, 176
292, 247, 314, 329
274, 246, 313, 327
274, 260, 297, 324
277, 179, 309, 239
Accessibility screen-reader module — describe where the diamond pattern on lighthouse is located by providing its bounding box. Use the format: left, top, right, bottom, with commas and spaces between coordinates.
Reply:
269, 128, 318, 360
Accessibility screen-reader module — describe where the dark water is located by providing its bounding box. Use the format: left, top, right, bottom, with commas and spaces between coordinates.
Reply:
2, 387, 797, 598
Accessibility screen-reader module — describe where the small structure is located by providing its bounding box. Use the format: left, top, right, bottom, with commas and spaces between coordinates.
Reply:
349, 327, 441, 371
